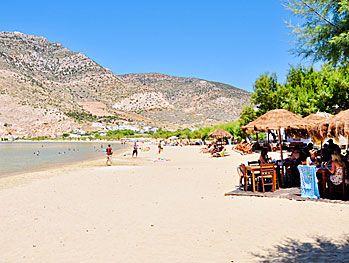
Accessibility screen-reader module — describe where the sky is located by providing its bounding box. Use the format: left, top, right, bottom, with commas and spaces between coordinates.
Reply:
0, 0, 314, 92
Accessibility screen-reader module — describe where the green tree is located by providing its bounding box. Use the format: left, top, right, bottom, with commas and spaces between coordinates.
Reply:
283, 0, 349, 65
250, 73, 281, 115
239, 104, 258, 126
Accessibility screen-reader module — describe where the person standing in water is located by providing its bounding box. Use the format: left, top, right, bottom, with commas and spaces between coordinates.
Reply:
132, 142, 138, 158
106, 144, 113, 166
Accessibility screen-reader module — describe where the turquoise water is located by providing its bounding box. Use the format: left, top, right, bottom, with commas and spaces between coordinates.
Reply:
0, 141, 126, 176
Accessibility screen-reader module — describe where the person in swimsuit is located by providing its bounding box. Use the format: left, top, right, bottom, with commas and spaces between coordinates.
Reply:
132, 142, 138, 157
106, 144, 113, 166
325, 154, 345, 185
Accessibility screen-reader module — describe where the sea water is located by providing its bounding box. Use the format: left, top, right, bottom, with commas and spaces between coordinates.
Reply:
0, 141, 126, 176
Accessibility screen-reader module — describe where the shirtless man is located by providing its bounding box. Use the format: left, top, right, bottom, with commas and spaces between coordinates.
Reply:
106, 144, 113, 166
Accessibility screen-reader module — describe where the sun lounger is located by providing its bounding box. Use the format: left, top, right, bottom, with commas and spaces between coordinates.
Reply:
212, 148, 226, 157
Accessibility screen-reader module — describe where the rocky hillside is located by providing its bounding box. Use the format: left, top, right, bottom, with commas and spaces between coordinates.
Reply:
0, 31, 250, 136
117, 73, 250, 124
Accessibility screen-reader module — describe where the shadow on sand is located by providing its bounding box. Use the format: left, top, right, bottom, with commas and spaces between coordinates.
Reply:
252, 235, 349, 263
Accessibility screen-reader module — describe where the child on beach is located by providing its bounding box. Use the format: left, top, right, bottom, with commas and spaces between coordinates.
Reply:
106, 144, 113, 166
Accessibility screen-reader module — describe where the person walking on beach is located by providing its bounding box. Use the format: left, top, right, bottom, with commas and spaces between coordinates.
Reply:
132, 142, 138, 157
158, 141, 163, 154
106, 144, 113, 166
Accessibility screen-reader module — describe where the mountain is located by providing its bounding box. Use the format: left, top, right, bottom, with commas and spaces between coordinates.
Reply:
117, 73, 250, 124
0, 31, 250, 137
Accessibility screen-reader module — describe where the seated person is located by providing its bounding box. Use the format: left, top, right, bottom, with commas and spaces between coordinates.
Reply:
325, 154, 346, 185
237, 163, 247, 187
259, 148, 270, 164
306, 149, 318, 166
289, 146, 303, 185
327, 139, 337, 153
290, 146, 302, 165
321, 143, 331, 162
303, 143, 314, 158
209, 144, 219, 154
332, 145, 346, 163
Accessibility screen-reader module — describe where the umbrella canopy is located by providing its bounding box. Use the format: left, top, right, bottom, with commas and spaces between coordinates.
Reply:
303, 112, 332, 123
333, 109, 349, 136
308, 109, 349, 140
241, 109, 309, 133
209, 129, 232, 139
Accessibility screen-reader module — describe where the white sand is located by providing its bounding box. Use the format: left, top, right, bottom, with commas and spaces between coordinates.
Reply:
0, 144, 348, 262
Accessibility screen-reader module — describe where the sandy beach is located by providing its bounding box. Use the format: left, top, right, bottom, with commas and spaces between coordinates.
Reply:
0, 143, 348, 262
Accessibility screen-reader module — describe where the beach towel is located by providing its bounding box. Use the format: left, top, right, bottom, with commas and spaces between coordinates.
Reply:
297, 165, 320, 199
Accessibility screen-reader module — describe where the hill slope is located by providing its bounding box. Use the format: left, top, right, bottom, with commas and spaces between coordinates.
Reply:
117, 73, 250, 124
0, 31, 250, 136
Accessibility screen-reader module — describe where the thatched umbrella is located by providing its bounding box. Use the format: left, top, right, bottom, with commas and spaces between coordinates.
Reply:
209, 129, 232, 139
241, 109, 309, 133
241, 109, 312, 184
303, 112, 331, 123
301, 112, 332, 148
241, 109, 310, 153
306, 109, 349, 152
332, 109, 349, 135
308, 109, 349, 139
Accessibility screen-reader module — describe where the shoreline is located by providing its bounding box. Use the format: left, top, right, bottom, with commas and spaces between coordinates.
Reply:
0, 143, 133, 184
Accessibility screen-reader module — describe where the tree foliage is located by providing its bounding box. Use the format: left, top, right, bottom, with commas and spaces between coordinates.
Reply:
150, 121, 245, 141
283, 0, 349, 65
240, 64, 349, 123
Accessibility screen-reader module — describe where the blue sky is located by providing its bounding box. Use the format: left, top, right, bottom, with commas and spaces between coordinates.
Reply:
1, 0, 312, 92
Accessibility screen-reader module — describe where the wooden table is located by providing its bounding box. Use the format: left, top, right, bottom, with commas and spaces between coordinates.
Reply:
246, 165, 261, 192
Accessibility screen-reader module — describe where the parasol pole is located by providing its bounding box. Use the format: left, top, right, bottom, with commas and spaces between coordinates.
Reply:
278, 128, 284, 186
267, 130, 270, 150
256, 132, 258, 148
320, 140, 323, 157
347, 134, 349, 151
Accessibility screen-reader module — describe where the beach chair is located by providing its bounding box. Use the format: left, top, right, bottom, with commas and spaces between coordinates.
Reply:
258, 164, 277, 193
212, 148, 226, 157
242, 143, 253, 154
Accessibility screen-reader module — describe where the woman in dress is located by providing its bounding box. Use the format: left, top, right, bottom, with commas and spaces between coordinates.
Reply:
325, 154, 345, 185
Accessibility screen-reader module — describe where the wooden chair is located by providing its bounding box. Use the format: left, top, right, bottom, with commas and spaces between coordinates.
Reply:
237, 164, 256, 191
328, 167, 347, 200
259, 164, 278, 193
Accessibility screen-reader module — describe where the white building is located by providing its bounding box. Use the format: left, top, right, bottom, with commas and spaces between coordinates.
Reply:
91, 123, 104, 128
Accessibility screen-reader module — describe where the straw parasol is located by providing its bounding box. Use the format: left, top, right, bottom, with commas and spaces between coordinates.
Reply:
303, 112, 332, 123
241, 109, 309, 133
241, 109, 311, 182
308, 109, 349, 140
332, 109, 349, 136
209, 129, 232, 139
